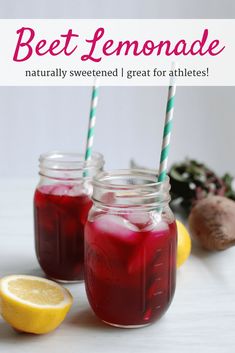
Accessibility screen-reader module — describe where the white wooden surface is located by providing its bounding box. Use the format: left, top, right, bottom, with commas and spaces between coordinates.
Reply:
0, 179, 235, 353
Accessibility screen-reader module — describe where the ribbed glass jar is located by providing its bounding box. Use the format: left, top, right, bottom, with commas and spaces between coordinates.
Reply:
34, 151, 104, 283
85, 169, 177, 327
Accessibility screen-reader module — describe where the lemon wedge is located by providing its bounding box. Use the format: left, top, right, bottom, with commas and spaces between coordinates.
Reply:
176, 220, 192, 268
0, 275, 73, 334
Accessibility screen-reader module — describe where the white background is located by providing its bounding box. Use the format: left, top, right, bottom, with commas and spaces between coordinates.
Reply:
0, 0, 235, 178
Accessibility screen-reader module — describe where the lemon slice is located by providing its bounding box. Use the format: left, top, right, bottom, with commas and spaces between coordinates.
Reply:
0, 275, 73, 334
176, 220, 192, 268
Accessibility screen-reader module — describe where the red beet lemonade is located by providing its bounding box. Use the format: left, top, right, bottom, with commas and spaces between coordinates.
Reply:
34, 184, 92, 281
34, 151, 104, 282
84, 169, 177, 327
85, 212, 177, 326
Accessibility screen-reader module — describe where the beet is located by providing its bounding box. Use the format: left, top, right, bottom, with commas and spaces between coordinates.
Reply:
189, 196, 235, 251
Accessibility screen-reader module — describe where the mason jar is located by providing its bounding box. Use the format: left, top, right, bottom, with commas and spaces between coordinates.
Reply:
34, 151, 104, 283
85, 169, 177, 327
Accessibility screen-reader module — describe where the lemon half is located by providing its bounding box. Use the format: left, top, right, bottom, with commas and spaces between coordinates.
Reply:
176, 220, 191, 268
0, 275, 73, 334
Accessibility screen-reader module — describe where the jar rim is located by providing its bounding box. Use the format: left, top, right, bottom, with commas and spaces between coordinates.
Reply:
93, 169, 170, 190
39, 151, 104, 171
92, 169, 171, 209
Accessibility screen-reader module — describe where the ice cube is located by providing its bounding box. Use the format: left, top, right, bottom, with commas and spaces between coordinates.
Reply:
143, 220, 169, 232
126, 212, 149, 225
67, 184, 85, 197
123, 219, 140, 232
38, 185, 55, 194
50, 184, 71, 196
85, 215, 141, 279
93, 214, 140, 245
126, 212, 151, 230
125, 211, 169, 232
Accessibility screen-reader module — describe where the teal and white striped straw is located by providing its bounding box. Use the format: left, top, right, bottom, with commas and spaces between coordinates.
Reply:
85, 79, 100, 162
158, 65, 176, 182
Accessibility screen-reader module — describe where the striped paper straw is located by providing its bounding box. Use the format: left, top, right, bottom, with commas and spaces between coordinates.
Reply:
158, 65, 176, 182
85, 79, 100, 162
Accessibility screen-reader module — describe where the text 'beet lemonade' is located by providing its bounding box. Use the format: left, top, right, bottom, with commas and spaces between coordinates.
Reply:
34, 152, 104, 282
84, 169, 177, 327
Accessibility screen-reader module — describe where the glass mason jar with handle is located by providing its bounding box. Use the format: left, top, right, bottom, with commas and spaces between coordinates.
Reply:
85, 169, 177, 327
34, 151, 104, 283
